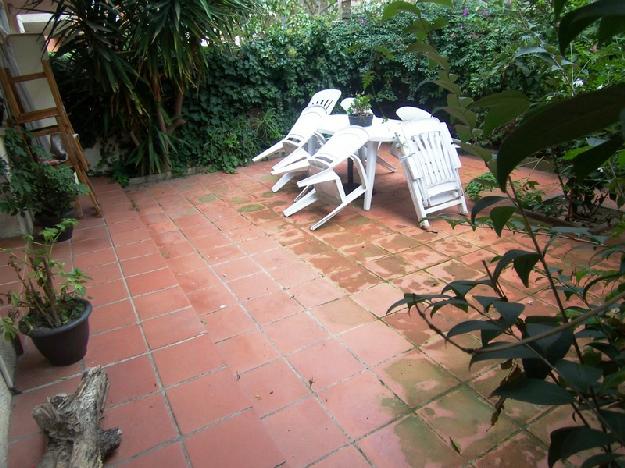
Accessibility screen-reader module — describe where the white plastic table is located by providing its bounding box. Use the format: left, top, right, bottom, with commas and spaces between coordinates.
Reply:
314, 115, 404, 210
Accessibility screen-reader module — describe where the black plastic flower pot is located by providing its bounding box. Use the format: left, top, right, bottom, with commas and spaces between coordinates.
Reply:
27, 299, 92, 366
348, 114, 373, 127
34, 210, 74, 242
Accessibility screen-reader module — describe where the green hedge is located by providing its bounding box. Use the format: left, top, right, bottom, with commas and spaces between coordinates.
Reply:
55, 4, 558, 177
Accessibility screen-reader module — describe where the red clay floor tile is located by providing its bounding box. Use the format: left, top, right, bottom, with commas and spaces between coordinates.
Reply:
216, 330, 278, 373
86, 324, 146, 367
264, 313, 328, 354
141, 308, 205, 349
263, 398, 347, 466
126, 268, 178, 297
238, 359, 309, 416
289, 277, 345, 308
213, 257, 262, 282
340, 321, 413, 367
288, 339, 364, 390
312, 445, 370, 468
312, 297, 374, 334
117, 442, 188, 468
103, 393, 177, 463
359, 414, 463, 468
185, 410, 285, 467
90, 299, 136, 334
167, 369, 251, 434
200, 304, 256, 342
350, 283, 404, 318
133, 286, 190, 320
105, 355, 158, 406
245, 290, 303, 324
318, 371, 409, 439
186, 285, 238, 315
228, 272, 281, 301
153, 334, 224, 386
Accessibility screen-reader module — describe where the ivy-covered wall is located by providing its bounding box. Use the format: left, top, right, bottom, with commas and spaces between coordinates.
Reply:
55, 4, 559, 178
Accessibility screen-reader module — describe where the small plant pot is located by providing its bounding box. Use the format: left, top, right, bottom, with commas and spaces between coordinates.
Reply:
27, 299, 92, 366
34, 211, 74, 242
348, 114, 373, 127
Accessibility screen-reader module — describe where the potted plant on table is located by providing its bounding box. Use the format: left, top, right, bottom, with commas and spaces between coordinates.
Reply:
0, 220, 92, 366
0, 129, 87, 241
347, 94, 374, 127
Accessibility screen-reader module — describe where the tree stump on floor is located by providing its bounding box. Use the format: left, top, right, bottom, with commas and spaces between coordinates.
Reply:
32, 367, 122, 468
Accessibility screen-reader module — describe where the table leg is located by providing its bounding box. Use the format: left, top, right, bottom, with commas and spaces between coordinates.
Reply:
364, 141, 377, 210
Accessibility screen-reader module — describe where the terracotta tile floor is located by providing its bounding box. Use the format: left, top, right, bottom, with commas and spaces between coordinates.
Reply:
3, 149, 580, 467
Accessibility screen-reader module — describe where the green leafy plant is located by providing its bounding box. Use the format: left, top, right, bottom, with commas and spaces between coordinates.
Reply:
466, 172, 544, 211
0, 129, 87, 220
347, 94, 373, 116
384, 0, 625, 465
0, 220, 88, 340
39, 0, 257, 174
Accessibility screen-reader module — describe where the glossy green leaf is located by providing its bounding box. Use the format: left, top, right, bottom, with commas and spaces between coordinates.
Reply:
559, 0, 625, 53
447, 320, 504, 338
555, 359, 602, 392
471, 195, 507, 224
384, 0, 439, 18
493, 301, 524, 325
572, 135, 624, 179
600, 410, 625, 441
472, 90, 530, 137
493, 377, 573, 405
460, 142, 492, 162
407, 42, 449, 68
496, 85, 625, 188
549, 427, 615, 467
581, 453, 624, 468
490, 206, 517, 236
470, 342, 540, 366
513, 251, 541, 287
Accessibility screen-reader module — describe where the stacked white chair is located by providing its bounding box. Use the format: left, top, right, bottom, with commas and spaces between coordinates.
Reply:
253, 89, 341, 192
392, 120, 468, 228
396, 106, 432, 121
283, 126, 370, 231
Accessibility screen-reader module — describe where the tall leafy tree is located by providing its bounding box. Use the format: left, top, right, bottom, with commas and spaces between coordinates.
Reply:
31, 0, 257, 174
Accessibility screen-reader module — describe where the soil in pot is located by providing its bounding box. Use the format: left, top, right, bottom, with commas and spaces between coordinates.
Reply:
34, 210, 75, 242
348, 114, 373, 127
27, 299, 92, 366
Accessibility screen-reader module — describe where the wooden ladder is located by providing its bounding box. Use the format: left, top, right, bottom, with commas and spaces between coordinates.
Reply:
0, 59, 102, 216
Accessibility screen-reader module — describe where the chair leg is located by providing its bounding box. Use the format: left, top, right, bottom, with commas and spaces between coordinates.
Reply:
459, 195, 469, 215
283, 189, 318, 217
376, 156, 396, 172
272, 173, 294, 192
310, 200, 348, 231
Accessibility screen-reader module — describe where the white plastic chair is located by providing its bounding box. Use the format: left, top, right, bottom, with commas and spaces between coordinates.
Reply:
340, 97, 354, 112
283, 126, 370, 231
396, 106, 432, 121
309, 89, 342, 113
391, 120, 468, 228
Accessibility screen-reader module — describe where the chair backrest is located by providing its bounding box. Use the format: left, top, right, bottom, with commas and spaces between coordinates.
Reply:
340, 97, 354, 112
309, 89, 341, 114
396, 106, 432, 121
312, 126, 368, 168
397, 121, 461, 190
284, 105, 327, 145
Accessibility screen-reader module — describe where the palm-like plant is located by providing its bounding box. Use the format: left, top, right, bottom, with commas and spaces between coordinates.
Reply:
30, 0, 257, 174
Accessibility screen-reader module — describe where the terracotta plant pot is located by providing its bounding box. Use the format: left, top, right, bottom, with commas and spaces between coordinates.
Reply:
28, 299, 92, 366
348, 114, 373, 127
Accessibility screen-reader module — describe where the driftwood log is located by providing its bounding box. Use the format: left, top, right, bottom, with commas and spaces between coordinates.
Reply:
32, 367, 122, 468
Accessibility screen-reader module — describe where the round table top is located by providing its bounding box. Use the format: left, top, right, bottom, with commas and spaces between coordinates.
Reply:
316, 115, 405, 143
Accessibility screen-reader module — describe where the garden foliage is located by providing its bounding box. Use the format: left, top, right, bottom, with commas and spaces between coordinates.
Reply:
51, 0, 621, 179
384, 0, 625, 465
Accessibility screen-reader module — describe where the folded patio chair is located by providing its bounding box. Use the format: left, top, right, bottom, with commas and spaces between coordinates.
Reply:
391, 120, 468, 228
309, 89, 342, 113
396, 106, 432, 121
283, 126, 370, 231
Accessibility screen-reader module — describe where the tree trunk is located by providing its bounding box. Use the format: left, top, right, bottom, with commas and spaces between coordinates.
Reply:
341, 0, 351, 20
32, 367, 122, 468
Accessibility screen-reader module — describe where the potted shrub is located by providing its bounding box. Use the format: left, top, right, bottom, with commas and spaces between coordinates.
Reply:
347, 94, 374, 127
0, 220, 92, 365
0, 129, 87, 241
